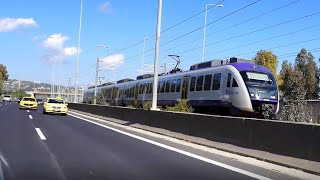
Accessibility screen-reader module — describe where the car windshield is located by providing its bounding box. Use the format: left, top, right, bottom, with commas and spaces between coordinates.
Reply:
36, 99, 43, 102
22, 98, 36, 101
4, 95, 10, 98
48, 99, 64, 104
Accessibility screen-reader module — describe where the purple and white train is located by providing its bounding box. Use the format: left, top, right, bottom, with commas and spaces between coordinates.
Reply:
83, 58, 279, 118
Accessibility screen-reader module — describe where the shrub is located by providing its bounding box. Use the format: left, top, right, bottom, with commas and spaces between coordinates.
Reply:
165, 100, 194, 113
142, 101, 152, 110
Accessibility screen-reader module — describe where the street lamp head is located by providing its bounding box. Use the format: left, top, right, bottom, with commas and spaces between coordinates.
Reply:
97, 44, 108, 48
217, 4, 224, 8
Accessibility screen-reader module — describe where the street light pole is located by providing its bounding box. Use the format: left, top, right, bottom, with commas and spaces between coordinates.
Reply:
94, 45, 108, 105
94, 57, 100, 105
151, 0, 163, 111
74, 0, 83, 103
201, 4, 223, 62
58, 44, 63, 97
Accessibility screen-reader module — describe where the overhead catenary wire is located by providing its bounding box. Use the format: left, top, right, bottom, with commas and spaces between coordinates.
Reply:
157, 11, 320, 62
107, 0, 225, 55
154, 0, 303, 56
107, 0, 265, 67
117, 37, 320, 79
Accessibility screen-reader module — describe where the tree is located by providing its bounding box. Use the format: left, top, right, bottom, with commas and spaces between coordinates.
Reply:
294, 48, 317, 99
12, 89, 31, 99
279, 60, 311, 122
0, 64, 9, 93
253, 50, 282, 84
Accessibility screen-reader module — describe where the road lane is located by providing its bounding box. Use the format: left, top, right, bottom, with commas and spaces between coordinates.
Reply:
0, 102, 312, 179
0, 103, 65, 180
30, 107, 265, 180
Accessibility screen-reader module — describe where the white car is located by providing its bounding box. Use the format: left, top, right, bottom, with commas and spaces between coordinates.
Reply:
3, 95, 11, 102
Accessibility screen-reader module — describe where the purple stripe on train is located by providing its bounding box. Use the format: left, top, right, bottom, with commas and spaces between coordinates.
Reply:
230, 63, 271, 73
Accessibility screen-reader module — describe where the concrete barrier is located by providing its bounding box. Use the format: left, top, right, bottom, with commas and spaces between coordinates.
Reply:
68, 103, 320, 174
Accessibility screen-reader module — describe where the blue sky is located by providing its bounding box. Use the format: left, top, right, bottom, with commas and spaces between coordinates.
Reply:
0, 0, 320, 88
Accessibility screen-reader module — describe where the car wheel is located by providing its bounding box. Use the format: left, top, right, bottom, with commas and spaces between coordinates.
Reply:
62, 113, 67, 116
43, 110, 47, 114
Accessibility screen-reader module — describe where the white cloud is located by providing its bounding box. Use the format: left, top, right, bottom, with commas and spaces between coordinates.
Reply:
42, 34, 80, 64
0, 18, 37, 32
100, 54, 124, 69
99, 2, 112, 14
64, 46, 78, 56
43, 33, 68, 50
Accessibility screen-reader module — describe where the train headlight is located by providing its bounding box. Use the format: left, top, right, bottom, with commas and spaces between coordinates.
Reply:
250, 93, 255, 97
271, 96, 276, 99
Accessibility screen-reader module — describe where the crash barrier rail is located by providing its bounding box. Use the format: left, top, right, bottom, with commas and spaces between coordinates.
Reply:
68, 103, 320, 174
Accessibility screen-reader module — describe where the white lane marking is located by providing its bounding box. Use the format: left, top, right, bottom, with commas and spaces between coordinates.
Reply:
27, 110, 30, 112
69, 114, 271, 180
0, 104, 2, 107
35, 128, 46, 140
29, 115, 33, 119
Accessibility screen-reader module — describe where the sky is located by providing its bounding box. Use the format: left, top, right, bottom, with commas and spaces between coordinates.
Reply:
0, 0, 320, 88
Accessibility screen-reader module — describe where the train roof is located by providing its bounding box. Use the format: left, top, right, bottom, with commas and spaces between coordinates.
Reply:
230, 63, 271, 74
87, 60, 272, 90
190, 57, 254, 71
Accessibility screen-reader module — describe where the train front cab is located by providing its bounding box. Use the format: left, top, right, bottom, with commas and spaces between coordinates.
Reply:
239, 70, 279, 119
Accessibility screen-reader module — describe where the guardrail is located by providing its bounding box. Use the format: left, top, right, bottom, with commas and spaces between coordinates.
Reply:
68, 103, 320, 174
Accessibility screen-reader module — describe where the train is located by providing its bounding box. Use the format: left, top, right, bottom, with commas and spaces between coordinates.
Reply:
83, 57, 279, 119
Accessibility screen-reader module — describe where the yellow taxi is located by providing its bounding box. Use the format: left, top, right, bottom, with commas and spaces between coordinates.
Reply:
19, 97, 38, 110
43, 98, 68, 116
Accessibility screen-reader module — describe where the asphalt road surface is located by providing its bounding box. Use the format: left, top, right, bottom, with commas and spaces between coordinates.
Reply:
0, 102, 306, 180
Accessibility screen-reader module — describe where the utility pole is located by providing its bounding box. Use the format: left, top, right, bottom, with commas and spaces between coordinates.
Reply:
74, 0, 83, 103
94, 57, 99, 105
18, 80, 20, 98
151, 0, 162, 111
99, 77, 105, 85
67, 76, 72, 102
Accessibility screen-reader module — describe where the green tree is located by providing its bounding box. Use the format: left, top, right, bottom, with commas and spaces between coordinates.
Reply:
12, 89, 31, 99
294, 48, 317, 99
253, 50, 282, 86
0, 64, 9, 93
279, 60, 311, 122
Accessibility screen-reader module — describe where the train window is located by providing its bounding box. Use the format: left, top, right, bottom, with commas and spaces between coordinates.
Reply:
190, 77, 196, 91
196, 76, 204, 91
232, 78, 239, 87
212, 73, 221, 90
142, 84, 146, 94
176, 79, 181, 92
130, 88, 133, 98
171, 79, 176, 92
204, 75, 212, 91
158, 81, 161, 93
146, 83, 150, 94
138, 84, 141, 94
227, 73, 231, 87
165, 80, 171, 93
145, 84, 148, 94
132, 87, 134, 97
160, 81, 165, 93
149, 83, 153, 94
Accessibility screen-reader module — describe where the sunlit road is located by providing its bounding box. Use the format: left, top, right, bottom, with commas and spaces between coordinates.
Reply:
0, 102, 300, 180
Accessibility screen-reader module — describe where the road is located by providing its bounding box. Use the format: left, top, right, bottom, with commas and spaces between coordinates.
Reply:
0, 101, 307, 180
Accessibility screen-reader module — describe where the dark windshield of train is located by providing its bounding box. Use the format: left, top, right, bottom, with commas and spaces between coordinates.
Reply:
240, 71, 276, 87
240, 71, 277, 99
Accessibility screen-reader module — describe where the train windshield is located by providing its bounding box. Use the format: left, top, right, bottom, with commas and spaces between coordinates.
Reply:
240, 71, 278, 99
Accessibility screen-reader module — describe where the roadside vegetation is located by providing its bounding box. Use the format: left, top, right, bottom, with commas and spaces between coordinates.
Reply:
254, 48, 317, 123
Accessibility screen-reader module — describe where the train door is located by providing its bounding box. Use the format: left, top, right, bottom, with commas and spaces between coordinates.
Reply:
181, 76, 189, 100
133, 83, 139, 107
223, 72, 234, 103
